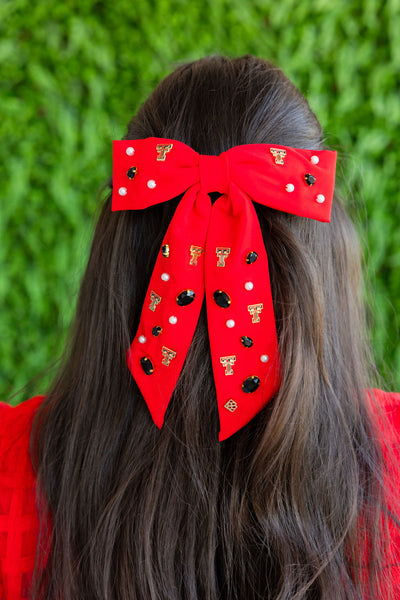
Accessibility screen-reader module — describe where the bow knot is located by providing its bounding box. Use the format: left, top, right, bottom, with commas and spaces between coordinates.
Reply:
112, 137, 337, 440
199, 153, 230, 194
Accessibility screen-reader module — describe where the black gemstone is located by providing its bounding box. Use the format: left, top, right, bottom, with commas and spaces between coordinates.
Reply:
176, 289, 196, 306
140, 357, 154, 375
240, 336, 253, 348
213, 290, 231, 308
242, 376, 260, 393
304, 173, 316, 186
161, 244, 170, 257
152, 326, 162, 337
246, 251, 258, 264
127, 166, 137, 180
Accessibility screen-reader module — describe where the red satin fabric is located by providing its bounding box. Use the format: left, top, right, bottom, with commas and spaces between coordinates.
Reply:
112, 138, 337, 440
0, 391, 400, 598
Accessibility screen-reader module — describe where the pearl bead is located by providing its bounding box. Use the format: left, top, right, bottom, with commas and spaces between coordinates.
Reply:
147, 179, 156, 189
316, 194, 325, 204
169, 315, 178, 325
226, 319, 235, 328
260, 354, 269, 363
310, 155, 319, 164
285, 183, 295, 192
244, 281, 254, 291
118, 187, 127, 196
126, 147, 135, 156
161, 273, 170, 281
138, 335, 146, 344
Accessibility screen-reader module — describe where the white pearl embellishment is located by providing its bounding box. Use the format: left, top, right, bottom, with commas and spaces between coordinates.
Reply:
169, 316, 178, 325
285, 183, 295, 192
226, 319, 235, 328
126, 147, 135, 156
118, 187, 127, 196
138, 335, 146, 344
260, 354, 269, 363
147, 179, 156, 189
310, 155, 319, 164
316, 194, 325, 204
244, 281, 254, 291
161, 273, 170, 281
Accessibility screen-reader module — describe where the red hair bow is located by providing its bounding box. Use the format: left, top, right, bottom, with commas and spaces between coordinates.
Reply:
112, 138, 337, 440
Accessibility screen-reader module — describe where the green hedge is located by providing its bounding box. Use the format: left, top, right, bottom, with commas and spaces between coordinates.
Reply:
1, 0, 399, 404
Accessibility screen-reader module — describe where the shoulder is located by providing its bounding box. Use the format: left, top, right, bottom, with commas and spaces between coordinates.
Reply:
0, 395, 46, 460
371, 387, 400, 413
368, 388, 400, 443
0, 393, 46, 500
0, 396, 46, 598
368, 388, 400, 473
0, 394, 45, 425
367, 390, 400, 593
0, 394, 46, 504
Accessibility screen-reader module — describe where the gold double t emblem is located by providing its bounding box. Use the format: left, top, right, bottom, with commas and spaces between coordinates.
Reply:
247, 303, 263, 323
189, 245, 203, 265
149, 291, 162, 312
161, 346, 176, 366
220, 355, 236, 375
156, 143, 173, 161
216, 247, 231, 267
269, 148, 286, 165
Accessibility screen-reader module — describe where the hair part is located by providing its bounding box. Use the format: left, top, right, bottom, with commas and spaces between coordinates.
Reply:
30, 55, 396, 599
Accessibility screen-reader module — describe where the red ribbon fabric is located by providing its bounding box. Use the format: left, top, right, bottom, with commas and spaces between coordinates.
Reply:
112, 138, 337, 440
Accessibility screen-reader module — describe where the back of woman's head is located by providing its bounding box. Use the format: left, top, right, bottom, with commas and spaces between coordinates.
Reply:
31, 55, 389, 600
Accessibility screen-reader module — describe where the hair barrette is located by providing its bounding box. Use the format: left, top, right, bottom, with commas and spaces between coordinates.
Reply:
112, 138, 337, 440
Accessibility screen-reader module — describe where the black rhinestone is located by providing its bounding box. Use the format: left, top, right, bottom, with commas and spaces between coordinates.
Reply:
152, 326, 162, 337
161, 244, 170, 257
240, 336, 253, 348
242, 376, 260, 393
246, 252, 258, 264
140, 357, 154, 375
127, 166, 137, 180
213, 290, 231, 308
176, 289, 196, 306
304, 173, 316, 186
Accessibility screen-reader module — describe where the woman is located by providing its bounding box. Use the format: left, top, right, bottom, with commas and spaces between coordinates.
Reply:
1, 55, 399, 599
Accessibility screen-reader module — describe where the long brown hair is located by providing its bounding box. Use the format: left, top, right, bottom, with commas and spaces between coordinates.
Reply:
30, 55, 397, 599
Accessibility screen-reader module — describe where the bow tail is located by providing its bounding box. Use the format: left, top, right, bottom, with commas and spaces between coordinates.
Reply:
128, 186, 211, 429
205, 184, 281, 441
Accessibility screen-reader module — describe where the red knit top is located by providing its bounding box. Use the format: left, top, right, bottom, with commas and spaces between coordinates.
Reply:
1, 390, 400, 599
